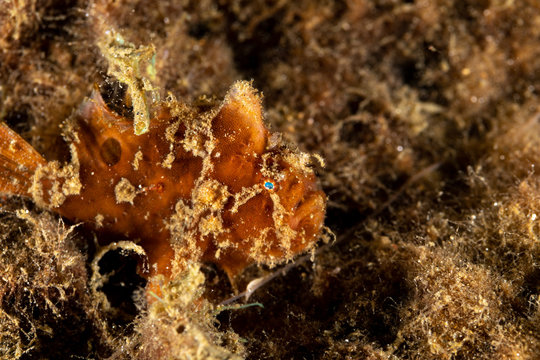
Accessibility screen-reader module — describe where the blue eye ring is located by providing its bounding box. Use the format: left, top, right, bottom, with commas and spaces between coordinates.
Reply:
264, 181, 275, 190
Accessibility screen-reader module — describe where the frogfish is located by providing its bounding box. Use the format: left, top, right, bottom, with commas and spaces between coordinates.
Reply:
0, 81, 326, 295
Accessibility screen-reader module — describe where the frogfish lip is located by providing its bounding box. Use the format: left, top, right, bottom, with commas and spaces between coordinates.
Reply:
287, 189, 326, 239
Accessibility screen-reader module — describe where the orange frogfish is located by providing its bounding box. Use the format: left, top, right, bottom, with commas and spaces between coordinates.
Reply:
0, 81, 326, 293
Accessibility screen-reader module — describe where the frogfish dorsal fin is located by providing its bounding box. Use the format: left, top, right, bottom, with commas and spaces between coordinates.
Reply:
212, 81, 268, 155
0, 122, 47, 197
75, 88, 133, 133
69, 88, 136, 170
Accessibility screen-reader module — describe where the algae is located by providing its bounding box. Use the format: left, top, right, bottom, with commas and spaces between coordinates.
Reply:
1, 0, 539, 359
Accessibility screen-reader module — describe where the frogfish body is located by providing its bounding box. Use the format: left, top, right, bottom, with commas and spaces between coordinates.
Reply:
0, 81, 326, 292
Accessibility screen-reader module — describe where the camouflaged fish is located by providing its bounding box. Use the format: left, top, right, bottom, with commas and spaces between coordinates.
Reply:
0, 81, 326, 292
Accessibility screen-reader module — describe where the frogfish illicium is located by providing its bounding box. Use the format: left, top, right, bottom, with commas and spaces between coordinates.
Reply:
0, 81, 326, 295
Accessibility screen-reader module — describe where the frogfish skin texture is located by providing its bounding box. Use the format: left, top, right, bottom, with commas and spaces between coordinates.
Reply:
0, 81, 326, 292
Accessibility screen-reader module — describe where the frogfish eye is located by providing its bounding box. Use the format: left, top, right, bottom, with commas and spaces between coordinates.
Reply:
263, 181, 275, 190
100, 137, 122, 166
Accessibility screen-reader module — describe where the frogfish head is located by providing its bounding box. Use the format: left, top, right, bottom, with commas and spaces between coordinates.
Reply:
207, 81, 326, 276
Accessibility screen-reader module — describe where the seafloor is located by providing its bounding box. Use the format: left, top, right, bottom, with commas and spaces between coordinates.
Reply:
1, 0, 539, 359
